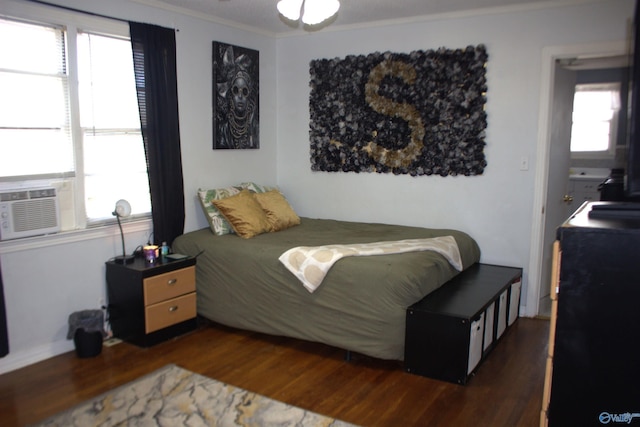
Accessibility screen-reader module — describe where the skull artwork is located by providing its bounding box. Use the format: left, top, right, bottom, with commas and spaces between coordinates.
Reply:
214, 44, 259, 149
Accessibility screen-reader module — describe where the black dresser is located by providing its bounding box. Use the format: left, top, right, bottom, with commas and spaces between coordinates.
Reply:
542, 202, 640, 426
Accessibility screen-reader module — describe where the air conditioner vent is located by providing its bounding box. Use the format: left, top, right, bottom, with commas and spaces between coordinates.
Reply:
12, 199, 59, 232
0, 188, 60, 240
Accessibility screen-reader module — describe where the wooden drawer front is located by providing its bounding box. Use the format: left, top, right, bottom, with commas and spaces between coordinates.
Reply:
145, 293, 196, 334
144, 267, 195, 306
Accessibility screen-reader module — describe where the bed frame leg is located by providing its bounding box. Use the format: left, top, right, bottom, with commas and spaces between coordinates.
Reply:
344, 350, 352, 362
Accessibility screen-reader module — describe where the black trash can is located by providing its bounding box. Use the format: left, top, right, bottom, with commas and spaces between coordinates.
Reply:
73, 328, 103, 358
67, 309, 105, 358
599, 168, 626, 201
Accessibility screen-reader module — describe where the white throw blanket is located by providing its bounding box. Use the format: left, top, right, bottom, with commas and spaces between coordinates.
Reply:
279, 236, 463, 293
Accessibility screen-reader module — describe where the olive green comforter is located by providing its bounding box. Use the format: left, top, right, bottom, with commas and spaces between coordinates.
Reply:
172, 217, 481, 360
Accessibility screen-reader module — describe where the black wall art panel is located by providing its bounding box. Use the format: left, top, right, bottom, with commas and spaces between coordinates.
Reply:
309, 45, 488, 176
213, 42, 259, 149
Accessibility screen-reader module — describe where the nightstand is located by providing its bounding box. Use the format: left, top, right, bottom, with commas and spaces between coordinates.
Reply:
106, 256, 197, 347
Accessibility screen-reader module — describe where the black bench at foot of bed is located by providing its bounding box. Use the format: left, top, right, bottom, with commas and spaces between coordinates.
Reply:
404, 263, 523, 385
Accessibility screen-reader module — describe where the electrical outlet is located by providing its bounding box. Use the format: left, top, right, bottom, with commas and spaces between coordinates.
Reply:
519, 156, 529, 171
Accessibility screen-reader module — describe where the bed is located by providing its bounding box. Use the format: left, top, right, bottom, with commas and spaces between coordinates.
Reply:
172, 183, 481, 360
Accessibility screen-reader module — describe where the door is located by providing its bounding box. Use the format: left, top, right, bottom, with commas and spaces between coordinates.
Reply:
529, 41, 626, 319
539, 62, 575, 312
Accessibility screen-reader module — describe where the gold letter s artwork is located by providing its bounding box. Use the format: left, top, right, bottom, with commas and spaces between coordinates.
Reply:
363, 60, 425, 168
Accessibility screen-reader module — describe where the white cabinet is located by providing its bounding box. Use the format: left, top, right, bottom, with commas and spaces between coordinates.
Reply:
567, 176, 604, 205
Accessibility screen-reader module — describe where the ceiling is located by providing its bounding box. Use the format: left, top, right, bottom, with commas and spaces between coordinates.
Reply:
133, 0, 594, 35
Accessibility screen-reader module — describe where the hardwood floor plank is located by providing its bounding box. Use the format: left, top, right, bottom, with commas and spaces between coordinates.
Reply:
0, 317, 548, 426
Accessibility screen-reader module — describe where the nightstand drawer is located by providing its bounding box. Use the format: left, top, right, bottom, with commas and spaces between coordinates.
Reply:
145, 293, 196, 334
143, 266, 195, 305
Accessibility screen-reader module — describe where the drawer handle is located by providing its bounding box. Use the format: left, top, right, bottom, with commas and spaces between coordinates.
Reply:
167, 279, 177, 285
168, 305, 178, 312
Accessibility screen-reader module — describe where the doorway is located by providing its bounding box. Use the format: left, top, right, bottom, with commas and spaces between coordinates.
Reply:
527, 41, 627, 318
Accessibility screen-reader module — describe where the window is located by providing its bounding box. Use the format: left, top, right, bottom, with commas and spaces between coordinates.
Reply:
0, 15, 150, 230
0, 19, 72, 178
570, 83, 620, 158
77, 31, 150, 222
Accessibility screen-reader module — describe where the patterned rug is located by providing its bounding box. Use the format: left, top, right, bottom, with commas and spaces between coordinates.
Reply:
33, 364, 358, 426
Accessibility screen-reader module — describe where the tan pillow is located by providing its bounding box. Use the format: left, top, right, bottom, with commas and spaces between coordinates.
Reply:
254, 190, 301, 232
213, 190, 272, 238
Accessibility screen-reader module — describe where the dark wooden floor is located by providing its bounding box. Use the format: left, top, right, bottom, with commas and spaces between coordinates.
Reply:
0, 317, 549, 426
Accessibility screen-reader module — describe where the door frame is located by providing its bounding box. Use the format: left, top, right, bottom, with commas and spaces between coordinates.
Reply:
526, 41, 626, 317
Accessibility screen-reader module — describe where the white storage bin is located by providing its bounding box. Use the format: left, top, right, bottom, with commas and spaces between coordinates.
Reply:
496, 290, 508, 339
508, 279, 522, 326
483, 302, 495, 351
467, 313, 484, 374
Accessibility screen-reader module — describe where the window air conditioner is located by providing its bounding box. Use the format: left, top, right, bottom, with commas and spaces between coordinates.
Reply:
0, 188, 61, 241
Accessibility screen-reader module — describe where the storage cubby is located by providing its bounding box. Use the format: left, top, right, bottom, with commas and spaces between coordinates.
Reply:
404, 263, 522, 384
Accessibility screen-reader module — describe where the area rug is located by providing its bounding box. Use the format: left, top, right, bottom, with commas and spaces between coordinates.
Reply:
33, 364, 358, 426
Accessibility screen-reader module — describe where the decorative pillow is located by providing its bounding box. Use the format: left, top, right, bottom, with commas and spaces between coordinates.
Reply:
213, 190, 272, 239
254, 190, 301, 232
240, 182, 277, 194
197, 186, 242, 235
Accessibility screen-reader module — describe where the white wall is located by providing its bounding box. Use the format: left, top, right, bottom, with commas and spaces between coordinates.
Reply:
0, 224, 152, 373
0, 0, 277, 374
275, 0, 633, 316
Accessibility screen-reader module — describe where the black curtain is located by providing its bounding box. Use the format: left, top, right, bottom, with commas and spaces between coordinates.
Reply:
0, 259, 8, 357
129, 22, 185, 246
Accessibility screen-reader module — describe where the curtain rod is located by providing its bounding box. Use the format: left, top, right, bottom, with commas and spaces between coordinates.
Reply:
25, 0, 128, 23
23, 0, 179, 31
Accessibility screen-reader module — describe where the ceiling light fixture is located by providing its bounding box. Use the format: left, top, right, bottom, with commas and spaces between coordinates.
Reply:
277, 0, 340, 26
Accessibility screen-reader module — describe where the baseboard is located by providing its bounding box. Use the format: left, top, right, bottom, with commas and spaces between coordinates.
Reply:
0, 339, 74, 375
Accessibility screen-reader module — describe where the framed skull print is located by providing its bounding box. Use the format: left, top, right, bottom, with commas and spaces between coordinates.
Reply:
212, 42, 259, 149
